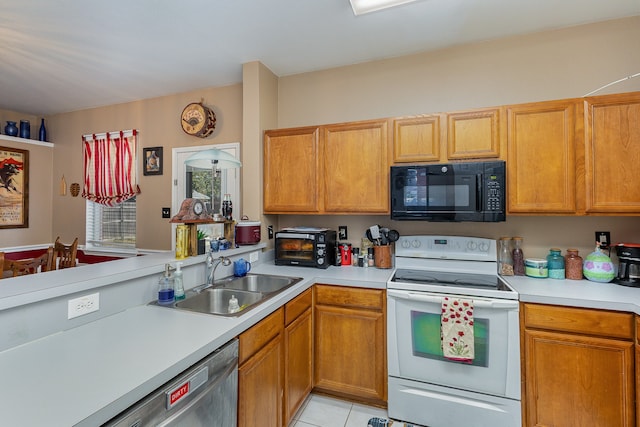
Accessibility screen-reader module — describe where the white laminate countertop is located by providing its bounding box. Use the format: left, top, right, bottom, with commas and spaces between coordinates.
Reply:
502, 275, 640, 314
4, 253, 640, 427
0, 260, 392, 427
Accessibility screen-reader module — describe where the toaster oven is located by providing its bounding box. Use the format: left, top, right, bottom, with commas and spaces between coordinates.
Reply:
275, 227, 336, 269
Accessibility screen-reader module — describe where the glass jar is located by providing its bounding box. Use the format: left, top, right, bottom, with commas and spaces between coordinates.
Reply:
498, 237, 514, 276
512, 237, 525, 276
547, 248, 565, 279
565, 249, 583, 280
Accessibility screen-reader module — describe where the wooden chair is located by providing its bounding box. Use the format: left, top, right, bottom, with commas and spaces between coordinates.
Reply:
54, 237, 78, 269
5, 246, 55, 277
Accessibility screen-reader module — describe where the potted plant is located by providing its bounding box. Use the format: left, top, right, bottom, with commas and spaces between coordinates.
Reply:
197, 230, 208, 255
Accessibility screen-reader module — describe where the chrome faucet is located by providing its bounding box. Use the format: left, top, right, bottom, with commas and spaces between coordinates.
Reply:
206, 254, 231, 286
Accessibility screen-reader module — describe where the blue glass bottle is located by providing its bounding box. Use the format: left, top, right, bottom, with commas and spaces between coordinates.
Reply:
547, 248, 565, 279
38, 118, 47, 142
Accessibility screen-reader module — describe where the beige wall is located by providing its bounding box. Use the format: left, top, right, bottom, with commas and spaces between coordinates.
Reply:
2, 16, 639, 256
45, 84, 243, 250
274, 16, 640, 259
277, 17, 640, 127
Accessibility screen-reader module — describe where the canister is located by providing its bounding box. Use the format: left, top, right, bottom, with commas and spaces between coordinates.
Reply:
525, 258, 548, 278
175, 224, 190, 259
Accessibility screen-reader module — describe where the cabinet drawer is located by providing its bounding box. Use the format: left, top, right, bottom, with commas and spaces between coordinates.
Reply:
239, 308, 284, 365
523, 303, 633, 340
285, 288, 312, 326
315, 284, 384, 310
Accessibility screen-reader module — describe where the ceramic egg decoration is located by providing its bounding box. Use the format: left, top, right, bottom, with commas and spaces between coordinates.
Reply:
583, 245, 615, 283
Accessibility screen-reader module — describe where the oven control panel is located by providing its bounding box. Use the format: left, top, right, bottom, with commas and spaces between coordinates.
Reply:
396, 235, 497, 261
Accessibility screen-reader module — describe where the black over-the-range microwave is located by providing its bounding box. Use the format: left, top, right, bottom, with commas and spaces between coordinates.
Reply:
390, 160, 506, 222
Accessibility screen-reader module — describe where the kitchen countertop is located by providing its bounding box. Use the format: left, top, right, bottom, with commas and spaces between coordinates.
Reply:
502, 275, 640, 314
3, 253, 640, 426
0, 259, 392, 427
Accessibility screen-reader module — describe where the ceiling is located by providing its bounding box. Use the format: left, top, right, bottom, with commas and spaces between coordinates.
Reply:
2, 0, 639, 116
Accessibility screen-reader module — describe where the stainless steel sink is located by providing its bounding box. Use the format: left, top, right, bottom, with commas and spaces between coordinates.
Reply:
216, 273, 302, 294
175, 288, 264, 316
155, 273, 303, 317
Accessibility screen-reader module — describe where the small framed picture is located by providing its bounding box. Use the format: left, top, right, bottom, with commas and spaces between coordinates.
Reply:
143, 147, 163, 176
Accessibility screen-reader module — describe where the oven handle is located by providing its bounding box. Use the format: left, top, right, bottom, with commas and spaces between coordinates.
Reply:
387, 289, 519, 309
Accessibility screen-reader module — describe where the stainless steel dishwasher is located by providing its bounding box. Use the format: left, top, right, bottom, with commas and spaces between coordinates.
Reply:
104, 338, 238, 427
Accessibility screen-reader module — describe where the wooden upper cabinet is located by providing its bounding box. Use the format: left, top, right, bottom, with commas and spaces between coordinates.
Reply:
392, 108, 501, 163
393, 114, 442, 163
264, 126, 321, 213
506, 100, 581, 214
447, 108, 502, 160
323, 119, 390, 213
584, 92, 640, 214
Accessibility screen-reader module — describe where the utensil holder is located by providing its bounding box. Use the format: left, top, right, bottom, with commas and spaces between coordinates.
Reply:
374, 245, 392, 269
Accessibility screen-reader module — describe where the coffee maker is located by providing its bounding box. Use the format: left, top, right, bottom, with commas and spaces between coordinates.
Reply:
614, 243, 640, 286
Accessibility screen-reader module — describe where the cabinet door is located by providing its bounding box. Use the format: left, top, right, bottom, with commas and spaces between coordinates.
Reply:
523, 329, 634, 427
393, 115, 443, 163
506, 100, 580, 213
264, 126, 322, 213
238, 334, 283, 427
284, 307, 313, 425
314, 301, 386, 405
447, 108, 501, 160
323, 120, 390, 213
585, 92, 640, 213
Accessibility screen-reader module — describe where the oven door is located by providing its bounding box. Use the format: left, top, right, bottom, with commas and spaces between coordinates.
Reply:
274, 233, 317, 266
387, 288, 520, 399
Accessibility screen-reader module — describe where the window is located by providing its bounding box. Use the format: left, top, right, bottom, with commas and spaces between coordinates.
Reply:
82, 130, 139, 253
172, 143, 240, 246
85, 197, 136, 250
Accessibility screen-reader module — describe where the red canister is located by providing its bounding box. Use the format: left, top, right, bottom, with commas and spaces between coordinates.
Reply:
339, 243, 352, 266
235, 220, 261, 245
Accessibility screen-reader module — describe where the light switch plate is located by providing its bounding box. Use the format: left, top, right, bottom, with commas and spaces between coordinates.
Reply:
595, 231, 610, 249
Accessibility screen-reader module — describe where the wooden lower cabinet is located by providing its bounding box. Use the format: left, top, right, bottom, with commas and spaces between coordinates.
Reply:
313, 284, 386, 407
238, 289, 314, 427
521, 303, 635, 427
238, 308, 284, 427
284, 289, 313, 426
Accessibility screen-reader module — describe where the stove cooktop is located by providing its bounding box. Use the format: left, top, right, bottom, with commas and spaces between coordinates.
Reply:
392, 269, 512, 292
389, 235, 518, 299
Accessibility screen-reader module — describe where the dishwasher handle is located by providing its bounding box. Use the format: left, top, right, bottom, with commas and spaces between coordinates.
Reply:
387, 289, 519, 309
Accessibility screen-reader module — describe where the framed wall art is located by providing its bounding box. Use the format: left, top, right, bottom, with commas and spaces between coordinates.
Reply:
143, 146, 163, 176
0, 146, 29, 229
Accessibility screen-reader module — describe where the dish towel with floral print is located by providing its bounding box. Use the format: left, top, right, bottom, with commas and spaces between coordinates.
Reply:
441, 297, 474, 363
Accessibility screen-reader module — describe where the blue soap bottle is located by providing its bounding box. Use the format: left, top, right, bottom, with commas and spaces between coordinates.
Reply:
158, 264, 175, 305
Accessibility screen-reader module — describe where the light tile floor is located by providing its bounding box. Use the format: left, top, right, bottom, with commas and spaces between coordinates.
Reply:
290, 393, 389, 427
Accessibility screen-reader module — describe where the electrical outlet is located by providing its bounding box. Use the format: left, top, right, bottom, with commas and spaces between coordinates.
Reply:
338, 226, 348, 240
595, 231, 611, 249
268, 225, 274, 239
68, 293, 100, 319
162, 207, 171, 218
249, 251, 259, 263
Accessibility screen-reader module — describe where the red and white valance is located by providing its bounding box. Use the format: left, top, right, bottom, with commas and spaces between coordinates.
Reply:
82, 129, 140, 206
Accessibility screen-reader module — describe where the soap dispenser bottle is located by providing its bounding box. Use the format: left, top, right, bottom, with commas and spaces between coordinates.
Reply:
228, 294, 240, 314
158, 264, 175, 305
174, 262, 185, 301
